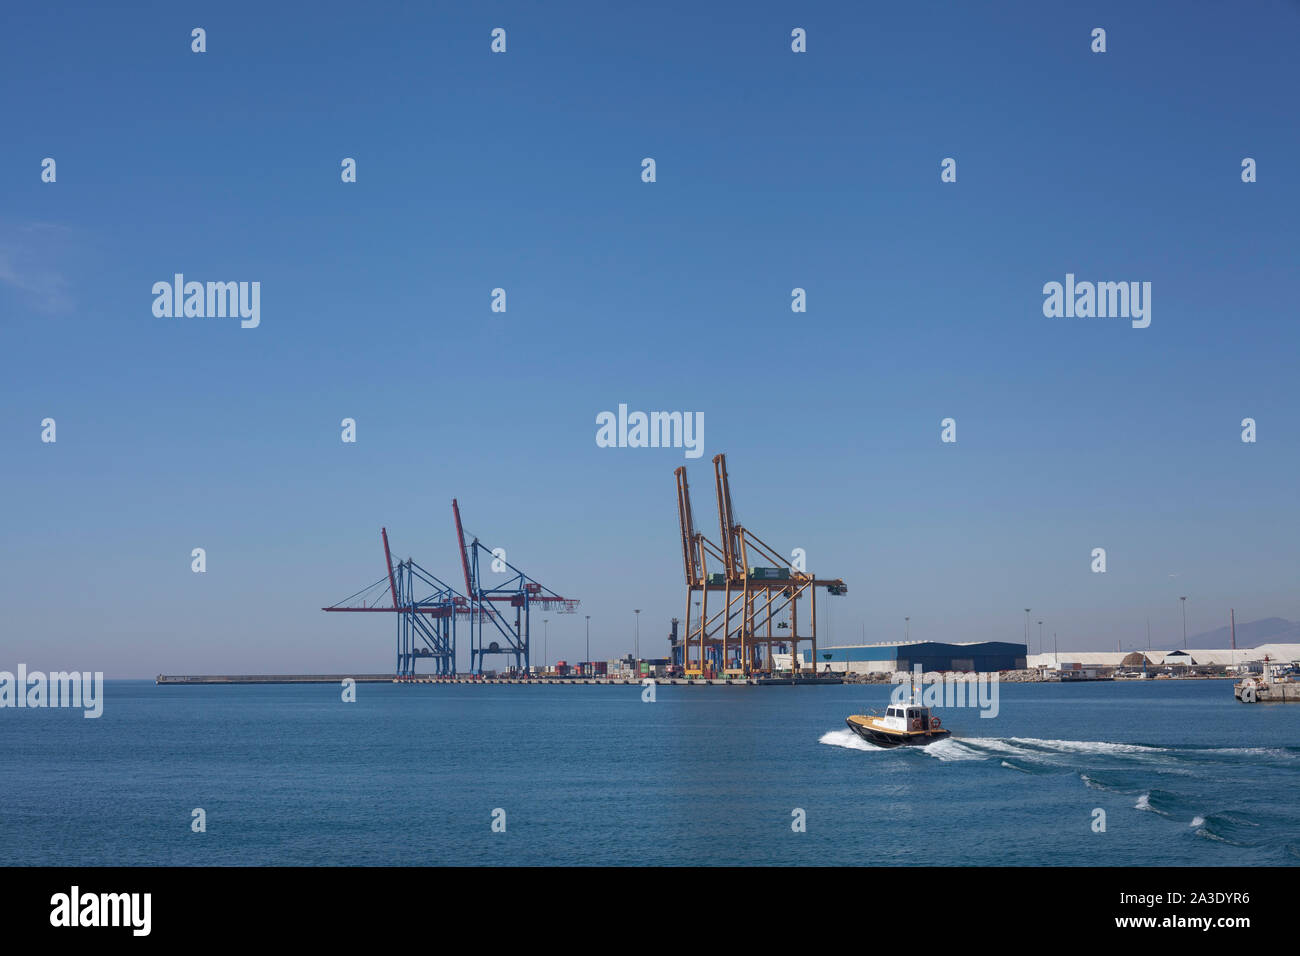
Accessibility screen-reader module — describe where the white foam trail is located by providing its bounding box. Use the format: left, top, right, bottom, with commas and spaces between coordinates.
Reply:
819, 729, 886, 752
1200, 747, 1298, 761
923, 738, 985, 761
1009, 737, 1166, 754
956, 737, 1028, 754
1189, 816, 1205, 828
1001, 761, 1030, 773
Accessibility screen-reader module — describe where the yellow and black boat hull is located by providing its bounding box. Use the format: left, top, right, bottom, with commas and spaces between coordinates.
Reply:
845, 715, 951, 748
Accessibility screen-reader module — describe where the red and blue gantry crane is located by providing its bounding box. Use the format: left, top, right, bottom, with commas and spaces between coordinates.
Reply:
452, 498, 578, 674
322, 504, 578, 677
322, 528, 466, 677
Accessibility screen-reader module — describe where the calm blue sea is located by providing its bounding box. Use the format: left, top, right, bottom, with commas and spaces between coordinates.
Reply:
2, 679, 1297, 866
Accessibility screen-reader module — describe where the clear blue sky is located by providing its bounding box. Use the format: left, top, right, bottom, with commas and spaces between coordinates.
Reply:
3, 2, 1298, 676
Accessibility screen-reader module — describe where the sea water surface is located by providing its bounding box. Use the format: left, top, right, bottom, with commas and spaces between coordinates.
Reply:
2, 679, 1297, 865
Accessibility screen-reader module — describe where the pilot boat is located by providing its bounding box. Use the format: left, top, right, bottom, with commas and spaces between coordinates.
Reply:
845, 693, 950, 747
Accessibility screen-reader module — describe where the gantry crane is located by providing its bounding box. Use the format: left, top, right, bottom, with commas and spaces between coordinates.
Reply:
453, 499, 579, 674
322, 527, 466, 677
674, 454, 846, 677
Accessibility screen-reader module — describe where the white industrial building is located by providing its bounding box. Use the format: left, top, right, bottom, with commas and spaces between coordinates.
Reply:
1028, 644, 1300, 670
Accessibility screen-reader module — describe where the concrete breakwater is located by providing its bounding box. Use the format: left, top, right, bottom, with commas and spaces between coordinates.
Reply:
155, 674, 843, 686
156, 674, 395, 685
1234, 678, 1300, 701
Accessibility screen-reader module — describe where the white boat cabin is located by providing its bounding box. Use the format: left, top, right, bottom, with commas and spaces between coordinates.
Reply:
880, 703, 934, 732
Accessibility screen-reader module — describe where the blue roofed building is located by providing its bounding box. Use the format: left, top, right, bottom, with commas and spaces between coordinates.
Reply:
783, 641, 1027, 674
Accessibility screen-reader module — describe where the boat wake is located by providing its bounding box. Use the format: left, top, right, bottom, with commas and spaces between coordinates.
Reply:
821, 728, 1287, 853
825, 731, 1296, 768
818, 729, 887, 751
1008, 737, 1166, 755
922, 737, 987, 761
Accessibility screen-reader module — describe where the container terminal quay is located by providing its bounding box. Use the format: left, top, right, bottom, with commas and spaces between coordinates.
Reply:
154, 636, 1300, 688
154, 453, 1300, 697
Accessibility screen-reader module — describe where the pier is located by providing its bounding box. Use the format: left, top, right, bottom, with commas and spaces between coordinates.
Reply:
156, 674, 396, 685
155, 674, 842, 687
1234, 678, 1300, 702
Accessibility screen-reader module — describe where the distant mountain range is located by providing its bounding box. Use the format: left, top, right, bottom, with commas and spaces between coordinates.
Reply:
1176, 617, 1300, 650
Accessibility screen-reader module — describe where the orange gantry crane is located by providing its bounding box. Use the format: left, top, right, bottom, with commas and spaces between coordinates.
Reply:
674, 453, 846, 677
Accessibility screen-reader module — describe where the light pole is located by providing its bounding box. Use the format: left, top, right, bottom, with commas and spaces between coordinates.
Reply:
1024, 609, 1031, 654
543, 618, 549, 669
585, 615, 591, 677
905, 616, 910, 641
1038, 620, 1043, 656
634, 609, 641, 661
1180, 597, 1187, 648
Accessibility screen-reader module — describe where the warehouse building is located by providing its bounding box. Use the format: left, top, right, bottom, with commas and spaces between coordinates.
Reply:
1026, 643, 1300, 671
777, 640, 1027, 674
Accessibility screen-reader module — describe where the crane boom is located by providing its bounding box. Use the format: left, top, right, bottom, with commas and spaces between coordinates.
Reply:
381, 527, 399, 609
713, 453, 741, 579
675, 466, 700, 585
451, 498, 474, 597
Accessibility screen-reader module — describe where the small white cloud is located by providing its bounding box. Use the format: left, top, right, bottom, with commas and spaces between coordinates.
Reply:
0, 221, 77, 315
